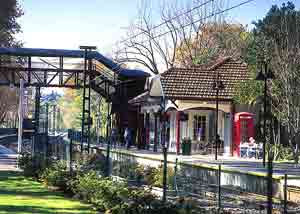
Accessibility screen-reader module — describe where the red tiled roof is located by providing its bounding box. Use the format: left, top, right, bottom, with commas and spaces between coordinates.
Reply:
161, 57, 250, 100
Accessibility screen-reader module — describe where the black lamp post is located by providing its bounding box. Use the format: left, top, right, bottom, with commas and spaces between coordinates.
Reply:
255, 62, 274, 214
212, 72, 224, 161
255, 63, 274, 167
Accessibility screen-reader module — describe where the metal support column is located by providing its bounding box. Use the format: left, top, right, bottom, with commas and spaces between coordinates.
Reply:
80, 46, 96, 153
45, 103, 49, 161
34, 87, 41, 154
53, 105, 56, 133
105, 82, 111, 177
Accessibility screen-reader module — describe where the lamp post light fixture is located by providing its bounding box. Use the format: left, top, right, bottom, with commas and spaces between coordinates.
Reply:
255, 62, 274, 167
212, 72, 225, 161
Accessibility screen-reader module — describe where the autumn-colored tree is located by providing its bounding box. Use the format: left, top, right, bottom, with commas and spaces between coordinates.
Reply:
175, 23, 255, 66
58, 89, 108, 137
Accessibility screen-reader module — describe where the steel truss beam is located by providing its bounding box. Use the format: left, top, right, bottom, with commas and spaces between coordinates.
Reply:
0, 55, 117, 100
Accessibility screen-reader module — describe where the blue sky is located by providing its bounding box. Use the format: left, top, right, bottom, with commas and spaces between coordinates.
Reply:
17, 0, 300, 55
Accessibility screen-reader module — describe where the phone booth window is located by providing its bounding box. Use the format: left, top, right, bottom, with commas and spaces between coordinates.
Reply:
240, 118, 249, 143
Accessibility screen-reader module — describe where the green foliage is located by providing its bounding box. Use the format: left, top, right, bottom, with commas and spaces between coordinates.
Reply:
58, 89, 108, 138
112, 160, 139, 181
142, 165, 158, 186
152, 165, 175, 189
74, 152, 107, 175
74, 171, 129, 212
266, 142, 294, 161
233, 78, 263, 105
77, 153, 106, 175
72, 171, 199, 214
112, 160, 175, 189
41, 160, 71, 192
0, 0, 23, 47
252, 1, 300, 163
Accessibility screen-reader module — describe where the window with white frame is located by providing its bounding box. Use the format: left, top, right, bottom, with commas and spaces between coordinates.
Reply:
193, 115, 207, 141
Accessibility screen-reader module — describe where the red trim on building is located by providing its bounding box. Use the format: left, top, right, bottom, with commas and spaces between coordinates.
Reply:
176, 111, 181, 154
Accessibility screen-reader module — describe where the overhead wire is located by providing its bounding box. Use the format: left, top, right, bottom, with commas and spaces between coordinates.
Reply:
117, 0, 216, 45
115, 0, 256, 52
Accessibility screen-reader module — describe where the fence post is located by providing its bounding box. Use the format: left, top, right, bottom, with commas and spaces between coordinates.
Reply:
162, 146, 168, 202
218, 164, 221, 213
70, 139, 73, 173
284, 174, 287, 214
267, 155, 273, 214
174, 157, 178, 195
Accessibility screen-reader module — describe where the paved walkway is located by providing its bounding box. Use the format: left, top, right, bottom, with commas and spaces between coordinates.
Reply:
96, 145, 300, 177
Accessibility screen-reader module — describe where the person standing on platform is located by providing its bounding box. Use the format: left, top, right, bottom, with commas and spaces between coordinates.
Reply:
124, 127, 132, 149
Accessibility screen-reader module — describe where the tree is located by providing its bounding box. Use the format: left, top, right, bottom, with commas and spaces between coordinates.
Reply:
0, 0, 23, 47
253, 2, 300, 163
0, 0, 23, 126
175, 23, 256, 66
115, 0, 225, 73
58, 89, 108, 137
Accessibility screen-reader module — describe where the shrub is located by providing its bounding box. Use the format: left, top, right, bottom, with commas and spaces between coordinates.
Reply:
81, 153, 106, 174
73, 152, 106, 174
74, 171, 129, 212
113, 160, 140, 180
41, 160, 71, 192
142, 166, 157, 186
152, 165, 175, 189
17, 152, 50, 178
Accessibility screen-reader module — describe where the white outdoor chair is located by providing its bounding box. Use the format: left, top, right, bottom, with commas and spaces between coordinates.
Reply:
248, 143, 257, 158
240, 142, 249, 158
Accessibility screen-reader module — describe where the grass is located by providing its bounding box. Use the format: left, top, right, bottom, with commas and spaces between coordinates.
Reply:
0, 171, 96, 214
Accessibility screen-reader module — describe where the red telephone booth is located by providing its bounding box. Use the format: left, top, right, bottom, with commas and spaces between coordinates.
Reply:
233, 112, 255, 157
